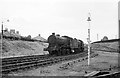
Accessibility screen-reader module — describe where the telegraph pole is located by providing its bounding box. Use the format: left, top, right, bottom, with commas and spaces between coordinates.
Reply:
87, 13, 91, 66
0, 22, 3, 77
1, 19, 9, 56
0, 20, 9, 77
97, 34, 99, 41
1, 22, 3, 57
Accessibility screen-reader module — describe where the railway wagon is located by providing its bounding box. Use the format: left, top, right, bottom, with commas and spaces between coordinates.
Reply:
44, 33, 84, 56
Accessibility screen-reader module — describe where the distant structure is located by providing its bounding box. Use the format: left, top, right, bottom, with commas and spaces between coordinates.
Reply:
101, 36, 108, 41
1, 28, 21, 38
33, 34, 46, 42
27, 35, 31, 39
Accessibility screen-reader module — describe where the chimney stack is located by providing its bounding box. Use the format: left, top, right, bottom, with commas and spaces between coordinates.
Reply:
10, 29, 15, 34
16, 31, 19, 34
4, 28, 8, 32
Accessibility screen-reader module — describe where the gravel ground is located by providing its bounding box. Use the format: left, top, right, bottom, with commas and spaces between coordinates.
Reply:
8, 51, 119, 76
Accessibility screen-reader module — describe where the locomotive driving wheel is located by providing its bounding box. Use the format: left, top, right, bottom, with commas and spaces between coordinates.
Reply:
61, 49, 65, 55
74, 48, 79, 53
66, 48, 70, 55
56, 50, 61, 56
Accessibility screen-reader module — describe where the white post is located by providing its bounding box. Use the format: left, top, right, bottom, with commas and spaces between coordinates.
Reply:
88, 23, 90, 66
87, 13, 91, 66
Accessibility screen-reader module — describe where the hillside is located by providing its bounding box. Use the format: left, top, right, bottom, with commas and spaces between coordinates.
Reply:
91, 40, 119, 52
0, 39, 49, 58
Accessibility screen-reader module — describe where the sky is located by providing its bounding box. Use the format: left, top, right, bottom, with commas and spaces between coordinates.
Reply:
0, 0, 119, 43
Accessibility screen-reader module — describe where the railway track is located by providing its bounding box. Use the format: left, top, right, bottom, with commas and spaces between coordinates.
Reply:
2, 51, 92, 74
1, 48, 115, 74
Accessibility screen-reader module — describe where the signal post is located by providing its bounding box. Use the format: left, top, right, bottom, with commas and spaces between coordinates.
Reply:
87, 13, 91, 66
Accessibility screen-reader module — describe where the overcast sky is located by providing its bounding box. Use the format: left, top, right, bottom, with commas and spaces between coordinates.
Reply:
0, 0, 119, 43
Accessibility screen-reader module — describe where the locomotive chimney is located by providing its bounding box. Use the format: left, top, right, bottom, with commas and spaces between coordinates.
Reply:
52, 33, 55, 35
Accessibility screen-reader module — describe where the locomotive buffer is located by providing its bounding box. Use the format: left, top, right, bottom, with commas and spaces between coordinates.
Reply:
87, 13, 91, 66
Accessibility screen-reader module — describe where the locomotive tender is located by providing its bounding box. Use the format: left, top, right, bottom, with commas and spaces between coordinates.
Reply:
44, 33, 84, 56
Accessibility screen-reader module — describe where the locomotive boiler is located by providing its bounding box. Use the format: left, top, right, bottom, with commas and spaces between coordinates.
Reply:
44, 33, 84, 56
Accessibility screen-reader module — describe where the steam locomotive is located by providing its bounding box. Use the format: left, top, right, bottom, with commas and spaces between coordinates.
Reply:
44, 33, 84, 56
